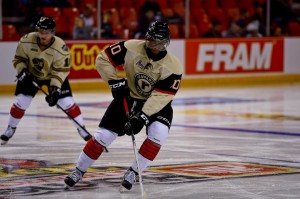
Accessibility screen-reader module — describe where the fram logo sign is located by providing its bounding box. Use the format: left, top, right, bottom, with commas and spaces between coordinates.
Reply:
185, 38, 284, 74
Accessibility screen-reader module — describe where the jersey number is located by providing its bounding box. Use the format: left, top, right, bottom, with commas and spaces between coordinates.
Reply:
110, 44, 122, 55
171, 79, 181, 90
64, 58, 69, 67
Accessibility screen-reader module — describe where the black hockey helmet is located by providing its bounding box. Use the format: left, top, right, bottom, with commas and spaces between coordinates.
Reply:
145, 21, 170, 51
36, 16, 56, 33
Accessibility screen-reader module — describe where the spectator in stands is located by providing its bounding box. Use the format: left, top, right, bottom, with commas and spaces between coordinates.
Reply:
236, 8, 251, 36
222, 22, 242, 38
139, 0, 162, 17
23, 1, 44, 30
245, 20, 263, 37
134, 0, 164, 39
73, 16, 92, 39
250, 3, 266, 36
273, 26, 284, 36
101, 10, 117, 39
202, 21, 223, 38
78, 4, 96, 38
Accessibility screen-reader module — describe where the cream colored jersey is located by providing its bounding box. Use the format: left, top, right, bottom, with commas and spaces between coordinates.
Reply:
96, 39, 182, 117
13, 32, 70, 88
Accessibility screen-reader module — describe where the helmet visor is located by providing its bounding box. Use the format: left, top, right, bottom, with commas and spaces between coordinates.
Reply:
145, 35, 169, 51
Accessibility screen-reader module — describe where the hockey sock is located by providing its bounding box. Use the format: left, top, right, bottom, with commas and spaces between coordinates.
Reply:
77, 137, 104, 172
83, 137, 104, 160
132, 138, 161, 173
65, 103, 84, 127
139, 138, 161, 161
8, 104, 25, 127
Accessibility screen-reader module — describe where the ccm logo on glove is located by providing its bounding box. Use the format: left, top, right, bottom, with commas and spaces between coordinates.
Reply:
108, 78, 129, 102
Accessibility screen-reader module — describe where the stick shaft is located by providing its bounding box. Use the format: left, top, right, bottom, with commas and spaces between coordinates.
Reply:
123, 98, 145, 197
32, 81, 109, 152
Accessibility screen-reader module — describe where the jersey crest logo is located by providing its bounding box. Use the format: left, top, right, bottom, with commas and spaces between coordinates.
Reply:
135, 73, 155, 97
32, 58, 49, 74
136, 60, 153, 70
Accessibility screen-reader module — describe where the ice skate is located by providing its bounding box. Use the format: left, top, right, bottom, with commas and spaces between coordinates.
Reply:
77, 126, 92, 141
64, 168, 84, 189
1, 126, 16, 145
119, 167, 138, 192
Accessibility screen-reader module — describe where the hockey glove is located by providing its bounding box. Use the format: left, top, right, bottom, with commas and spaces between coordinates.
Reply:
108, 78, 130, 102
45, 86, 61, 107
16, 68, 33, 82
124, 111, 149, 135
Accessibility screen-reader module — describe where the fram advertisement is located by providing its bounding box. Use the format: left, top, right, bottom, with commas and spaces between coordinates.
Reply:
185, 38, 284, 74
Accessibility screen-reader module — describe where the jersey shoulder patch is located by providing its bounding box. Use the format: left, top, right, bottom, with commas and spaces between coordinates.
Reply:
51, 36, 69, 55
104, 40, 127, 66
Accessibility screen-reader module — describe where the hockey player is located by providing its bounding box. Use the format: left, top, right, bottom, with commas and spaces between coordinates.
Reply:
0, 16, 92, 145
64, 21, 182, 191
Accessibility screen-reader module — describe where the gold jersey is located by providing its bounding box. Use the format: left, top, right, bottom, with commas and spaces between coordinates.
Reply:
13, 32, 70, 88
96, 39, 183, 117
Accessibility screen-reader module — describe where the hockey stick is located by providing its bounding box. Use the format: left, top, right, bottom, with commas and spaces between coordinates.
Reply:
31, 81, 109, 152
123, 98, 146, 198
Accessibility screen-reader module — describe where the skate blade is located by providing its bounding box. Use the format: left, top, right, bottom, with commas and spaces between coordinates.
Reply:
119, 185, 130, 193
64, 184, 75, 190
1, 140, 8, 145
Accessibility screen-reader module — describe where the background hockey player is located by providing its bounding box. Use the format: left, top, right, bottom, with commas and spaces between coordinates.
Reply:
0, 16, 92, 145
64, 21, 183, 191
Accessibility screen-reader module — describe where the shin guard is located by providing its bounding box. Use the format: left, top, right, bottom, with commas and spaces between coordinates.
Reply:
83, 137, 104, 160
65, 104, 81, 118
139, 138, 161, 161
10, 104, 25, 119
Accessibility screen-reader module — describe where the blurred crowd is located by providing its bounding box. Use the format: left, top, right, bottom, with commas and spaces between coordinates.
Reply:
2, 0, 300, 41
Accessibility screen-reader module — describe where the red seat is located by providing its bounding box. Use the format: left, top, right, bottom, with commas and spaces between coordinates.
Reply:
182, 24, 200, 38
220, 0, 237, 9
208, 8, 225, 23
63, 7, 79, 17
42, 7, 62, 18
170, 0, 184, 3
120, 7, 138, 37
203, 0, 219, 11
2, 24, 20, 41
55, 16, 70, 38
169, 24, 181, 38
156, 0, 169, 9
171, 1, 185, 19
133, 0, 146, 12
83, 0, 97, 8
101, 0, 117, 11
161, 8, 175, 18
62, 7, 80, 37
238, 0, 254, 9
190, 0, 203, 9
117, 0, 134, 8
108, 8, 122, 36
208, 8, 228, 31
227, 7, 240, 22
189, 23, 200, 38
195, 11, 211, 35
289, 22, 300, 36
